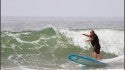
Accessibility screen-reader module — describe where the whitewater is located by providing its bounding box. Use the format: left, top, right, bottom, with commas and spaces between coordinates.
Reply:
1, 17, 124, 70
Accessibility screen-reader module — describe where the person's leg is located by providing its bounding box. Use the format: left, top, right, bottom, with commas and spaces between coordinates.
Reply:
93, 52, 97, 59
97, 54, 101, 60
93, 51, 101, 60
96, 47, 101, 60
93, 47, 97, 59
98, 48, 101, 60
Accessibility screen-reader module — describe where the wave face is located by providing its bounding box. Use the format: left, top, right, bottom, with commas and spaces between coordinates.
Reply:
60, 29, 124, 55
1, 27, 124, 69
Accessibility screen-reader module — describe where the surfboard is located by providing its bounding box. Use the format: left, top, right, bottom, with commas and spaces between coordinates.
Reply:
68, 54, 107, 66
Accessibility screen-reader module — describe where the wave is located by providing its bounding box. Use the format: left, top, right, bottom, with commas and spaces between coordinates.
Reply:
1, 26, 124, 68
60, 28, 124, 55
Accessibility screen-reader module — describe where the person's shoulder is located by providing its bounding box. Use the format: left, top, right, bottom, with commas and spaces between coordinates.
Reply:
94, 33, 98, 36
94, 34, 98, 37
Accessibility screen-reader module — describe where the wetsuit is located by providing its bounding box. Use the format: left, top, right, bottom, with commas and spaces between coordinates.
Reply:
90, 34, 101, 54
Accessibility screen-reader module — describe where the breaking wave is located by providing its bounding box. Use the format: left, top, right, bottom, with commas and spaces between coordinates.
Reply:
1, 26, 124, 69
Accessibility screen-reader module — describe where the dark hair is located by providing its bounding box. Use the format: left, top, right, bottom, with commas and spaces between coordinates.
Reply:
90, 30, 95, 33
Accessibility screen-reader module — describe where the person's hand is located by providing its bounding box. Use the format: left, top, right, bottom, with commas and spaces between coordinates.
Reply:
82, 34, 85, 35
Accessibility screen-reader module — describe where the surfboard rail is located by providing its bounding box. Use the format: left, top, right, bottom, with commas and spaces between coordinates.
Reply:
68, 54, 107, 66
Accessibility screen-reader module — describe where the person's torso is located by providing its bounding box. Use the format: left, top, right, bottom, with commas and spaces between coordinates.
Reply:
90, 34, 100, 48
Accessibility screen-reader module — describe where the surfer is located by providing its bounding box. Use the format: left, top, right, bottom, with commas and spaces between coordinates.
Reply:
82, 30, 101, 60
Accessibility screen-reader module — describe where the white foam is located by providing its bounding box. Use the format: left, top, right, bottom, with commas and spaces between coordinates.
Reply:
1, 66, 37, 70
102, 55, 124, 63
60, 29, 91, 50
60, 29, 124, 56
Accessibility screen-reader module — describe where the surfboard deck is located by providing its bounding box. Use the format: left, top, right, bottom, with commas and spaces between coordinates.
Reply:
68, 54, 107, 66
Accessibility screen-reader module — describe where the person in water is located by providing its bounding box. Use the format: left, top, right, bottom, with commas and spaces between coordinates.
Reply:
83, 30, 101, 60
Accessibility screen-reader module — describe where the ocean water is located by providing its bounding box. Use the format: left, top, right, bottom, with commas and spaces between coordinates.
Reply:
1, 17, 124, 70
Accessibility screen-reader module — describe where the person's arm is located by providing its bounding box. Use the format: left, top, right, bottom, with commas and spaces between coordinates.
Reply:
84, 35, 93, 42
85, 38, 93, 42
82, 34, 93, 42
82, 34, 91, 37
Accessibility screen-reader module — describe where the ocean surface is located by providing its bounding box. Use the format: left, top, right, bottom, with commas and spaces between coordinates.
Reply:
1, 17, 124, 70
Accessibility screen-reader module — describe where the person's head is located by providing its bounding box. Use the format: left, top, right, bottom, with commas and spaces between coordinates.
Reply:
90, 30, 95, 35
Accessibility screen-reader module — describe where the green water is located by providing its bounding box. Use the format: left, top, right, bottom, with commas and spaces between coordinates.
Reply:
1, 27, 120, 70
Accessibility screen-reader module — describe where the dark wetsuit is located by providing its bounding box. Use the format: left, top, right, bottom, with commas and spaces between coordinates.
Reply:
90, 34, 101, 54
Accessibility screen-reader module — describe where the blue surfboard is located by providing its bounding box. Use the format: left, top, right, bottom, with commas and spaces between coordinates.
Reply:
68, 54, 107, 66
